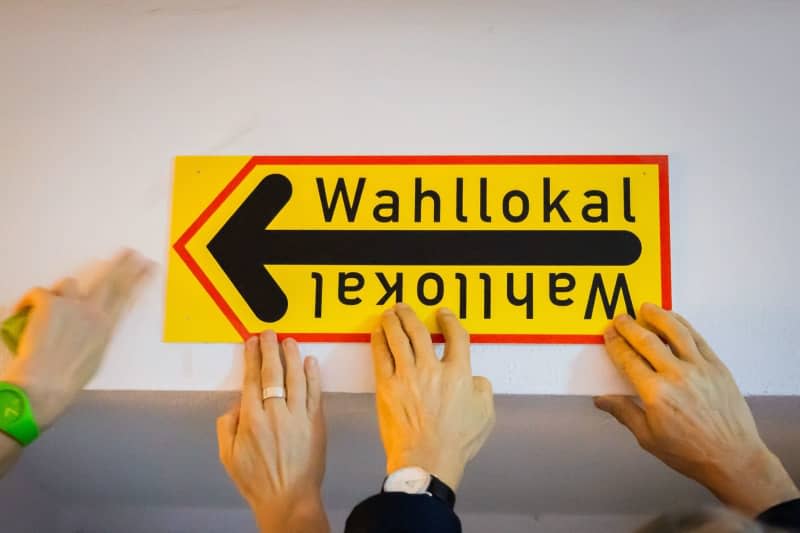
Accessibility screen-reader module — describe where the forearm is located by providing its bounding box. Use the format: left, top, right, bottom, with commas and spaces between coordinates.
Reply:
0, 432, 22, 478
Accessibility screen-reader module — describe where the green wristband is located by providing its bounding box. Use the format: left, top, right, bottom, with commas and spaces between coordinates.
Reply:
0, 382, 40, 446
1, 309, 30, 355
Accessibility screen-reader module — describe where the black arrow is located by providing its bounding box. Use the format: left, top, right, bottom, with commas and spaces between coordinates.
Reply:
208, 173, 642, 322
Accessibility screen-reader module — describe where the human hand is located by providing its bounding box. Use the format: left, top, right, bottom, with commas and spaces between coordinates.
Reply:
217, 331, 329, 533
2, 249, 153, 429
371, 303, 495, 491
595, 303, 799, 516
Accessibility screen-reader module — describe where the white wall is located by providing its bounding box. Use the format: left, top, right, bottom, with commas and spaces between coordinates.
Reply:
1, 4, 798, 397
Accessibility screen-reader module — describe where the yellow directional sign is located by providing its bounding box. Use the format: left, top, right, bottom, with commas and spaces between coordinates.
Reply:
165, 155, 670, 343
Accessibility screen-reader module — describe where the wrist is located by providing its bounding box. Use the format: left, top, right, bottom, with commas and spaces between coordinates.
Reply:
1, 365, 63, 430
387, 450, 465, 492
252, 493, 328, 533
703, 446, 799, 516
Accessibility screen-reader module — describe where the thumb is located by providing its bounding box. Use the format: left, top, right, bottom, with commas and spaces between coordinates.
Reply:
594, 395, 651, 446
473, 376, 496, 425
473, 376, 494, 405
473, 375, 493, 395
216, 405, 240, 462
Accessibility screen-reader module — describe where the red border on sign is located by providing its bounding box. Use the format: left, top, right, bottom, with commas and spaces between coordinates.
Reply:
173, 155, 671, 343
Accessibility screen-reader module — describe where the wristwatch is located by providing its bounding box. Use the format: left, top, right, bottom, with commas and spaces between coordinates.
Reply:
0, 382, 40, 446
382, 466, 456, 509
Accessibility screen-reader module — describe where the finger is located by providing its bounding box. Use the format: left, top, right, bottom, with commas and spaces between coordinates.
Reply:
394, 303, 437, 367
381, 309, 415, 376
672, 312, 726, 369
613, 314, 682, 374
305, 356, 323, 416
241, 336, 262, 411
51, 277, 81, 299
370, 327, 394, 382
12, 287, 52, 314
438, 307, 471, 370
260, 330, 287, 412
604, 324, 656, 393
594, 395, 652, 447
282, 338, 306, 414
639, 303, 703, 365
216, 404, 240, 463
88, 249, 153, 321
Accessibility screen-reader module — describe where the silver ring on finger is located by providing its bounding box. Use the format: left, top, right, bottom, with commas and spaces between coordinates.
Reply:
262, 386, 286, 401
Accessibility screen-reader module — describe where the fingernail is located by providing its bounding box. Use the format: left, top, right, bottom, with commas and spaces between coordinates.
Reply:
615, 314, 632, 324
603, 325, 616, 339
308, 356, 318, 368
438, 307, 453, 316
283, 337, 296, 348
246, 336, 259, 346
261, 330, 277, 342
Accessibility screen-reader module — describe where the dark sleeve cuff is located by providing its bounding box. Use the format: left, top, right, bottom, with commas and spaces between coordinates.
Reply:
345, 492, 462, 533
757, 498, 800, 531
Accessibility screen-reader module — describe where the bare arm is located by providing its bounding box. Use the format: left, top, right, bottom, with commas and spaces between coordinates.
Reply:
0, 250, 152, 479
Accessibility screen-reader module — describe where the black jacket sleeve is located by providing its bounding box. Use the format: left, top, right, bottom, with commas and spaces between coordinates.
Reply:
757, 498, 800, 531
344, 492, 461, 533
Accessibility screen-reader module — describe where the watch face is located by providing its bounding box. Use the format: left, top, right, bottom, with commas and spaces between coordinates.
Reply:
0, 390, 24, 424
383, 466, 431, 494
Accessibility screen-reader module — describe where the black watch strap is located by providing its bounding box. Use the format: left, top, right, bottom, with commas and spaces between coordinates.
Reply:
427, 475, 456, 510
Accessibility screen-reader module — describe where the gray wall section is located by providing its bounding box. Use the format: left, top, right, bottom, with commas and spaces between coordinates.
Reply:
1, 392, 797, 531
0, 464, 57, 533
54, 506, 651, 533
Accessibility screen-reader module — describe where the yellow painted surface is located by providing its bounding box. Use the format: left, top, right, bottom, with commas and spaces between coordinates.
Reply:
165, 156, 669, 342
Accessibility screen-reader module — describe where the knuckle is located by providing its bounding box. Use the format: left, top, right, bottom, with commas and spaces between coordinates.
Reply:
639, 331, 663, 351
387, 378, 406, 395
607, 336, 629, 356
717, 364, 734, 380
681, 364, 701, 381
447, 315, 466, 334
640, 379, 667, 405
619, 355, 640, 376
241, 410, 263, 429
674, 322, 693, 343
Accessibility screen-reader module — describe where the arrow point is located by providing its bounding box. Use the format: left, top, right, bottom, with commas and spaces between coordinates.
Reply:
209, 173, 294, 324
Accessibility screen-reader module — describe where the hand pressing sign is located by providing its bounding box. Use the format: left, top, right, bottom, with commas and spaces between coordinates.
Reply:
217, 332, 329, 533
595, 303, 799, 516
371, 303, 495, 492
